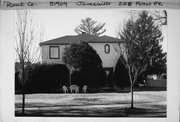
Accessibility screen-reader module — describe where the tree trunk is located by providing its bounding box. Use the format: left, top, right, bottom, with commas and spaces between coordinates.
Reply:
130, 83, 134, 108
128, 70, 134, 108
69, 70, 72, 85
21, 60, 25, 114
22, 92, 25, 114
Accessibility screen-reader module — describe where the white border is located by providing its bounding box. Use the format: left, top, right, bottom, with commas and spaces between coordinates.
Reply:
0, 9, 179, 122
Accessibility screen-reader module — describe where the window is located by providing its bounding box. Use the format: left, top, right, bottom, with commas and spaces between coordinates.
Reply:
104, 44, 110, 54
49, 46, 59, 59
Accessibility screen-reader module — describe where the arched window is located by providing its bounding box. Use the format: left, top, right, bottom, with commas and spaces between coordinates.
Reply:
104, 44, 110, 54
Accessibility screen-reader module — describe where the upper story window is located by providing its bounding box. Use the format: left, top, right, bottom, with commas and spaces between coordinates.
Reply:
104, 44, 110, 54
49, 46, 59, 59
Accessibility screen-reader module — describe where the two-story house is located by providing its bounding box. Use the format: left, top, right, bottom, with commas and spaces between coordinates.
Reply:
39, 33, 121, 81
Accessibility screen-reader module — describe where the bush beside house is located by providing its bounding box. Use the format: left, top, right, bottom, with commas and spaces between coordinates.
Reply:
63, 42, 108, 91
114, 58, 130, 89
15, 63, 69, 93
15, 71, 22, 91
71, 69, 107, 92
15, 62, 108, 94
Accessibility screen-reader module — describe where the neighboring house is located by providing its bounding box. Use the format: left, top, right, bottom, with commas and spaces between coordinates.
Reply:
39, 33, 122, 80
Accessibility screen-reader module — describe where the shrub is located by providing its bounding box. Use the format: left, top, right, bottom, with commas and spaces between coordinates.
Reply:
71, 68, 107, 89
22, 63, 69, 93
71, 70, 85, 86
63, 42, 102, 70
114, 58, 130, 88
63, 42, 107, 90
15, 71, 22, 91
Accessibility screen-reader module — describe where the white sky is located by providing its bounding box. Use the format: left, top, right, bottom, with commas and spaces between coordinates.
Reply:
33, 9, 130, 38
31, 9, 167, 52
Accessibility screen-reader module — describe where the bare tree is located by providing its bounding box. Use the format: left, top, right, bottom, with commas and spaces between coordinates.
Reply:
15, 10, 44, 114
15, 10, 44, 64
149, 10, 167, 26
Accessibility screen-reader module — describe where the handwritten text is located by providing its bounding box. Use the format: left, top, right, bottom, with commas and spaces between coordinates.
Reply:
3, 1, 37, 7
2, 0, 164, 9
49, 2, 68, 7
76, 1, 111, 6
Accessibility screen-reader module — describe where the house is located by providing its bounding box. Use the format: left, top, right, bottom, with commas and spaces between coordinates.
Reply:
39, 33, 122, 80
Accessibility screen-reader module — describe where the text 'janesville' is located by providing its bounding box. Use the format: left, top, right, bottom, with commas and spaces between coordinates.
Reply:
75, 1, 111, 6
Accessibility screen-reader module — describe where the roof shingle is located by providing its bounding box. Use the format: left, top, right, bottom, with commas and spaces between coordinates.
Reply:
39, 34, 121, 46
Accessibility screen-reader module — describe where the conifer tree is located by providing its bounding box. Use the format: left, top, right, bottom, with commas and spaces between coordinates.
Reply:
116, 11, 166, 108
75, 17, 106, 36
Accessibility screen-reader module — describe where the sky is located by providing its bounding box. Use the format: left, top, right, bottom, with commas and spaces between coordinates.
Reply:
31, 9, 167, 52
33, 9, 130, 38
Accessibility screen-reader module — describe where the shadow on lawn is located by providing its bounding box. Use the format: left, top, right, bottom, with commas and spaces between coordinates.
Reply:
15, 103, 166, 117
124, 107, 166, 117
15, 86, 166, 95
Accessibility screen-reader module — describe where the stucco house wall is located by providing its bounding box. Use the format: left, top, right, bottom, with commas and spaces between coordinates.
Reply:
41, 43, 119, 68
89, 43, 119, 68
41, 45, 67, 64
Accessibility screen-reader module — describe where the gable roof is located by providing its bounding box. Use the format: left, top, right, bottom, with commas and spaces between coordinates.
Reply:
89, 35, 121, 43
39, 33, 121, 46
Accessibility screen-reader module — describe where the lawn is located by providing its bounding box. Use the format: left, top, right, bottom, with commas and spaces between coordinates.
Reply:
15, 91, 166, 117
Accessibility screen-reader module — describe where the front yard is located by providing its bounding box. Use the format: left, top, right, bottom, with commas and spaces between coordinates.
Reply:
15, 91, 166, 117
